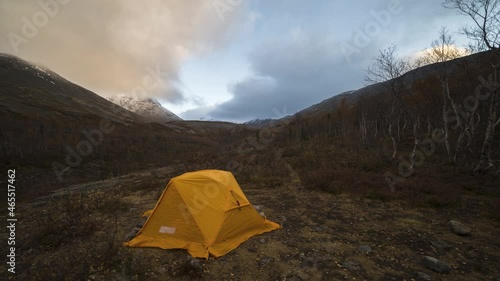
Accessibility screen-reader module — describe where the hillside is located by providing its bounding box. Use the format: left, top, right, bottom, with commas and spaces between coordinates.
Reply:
108, 95, 181, 123
0, 54, 143, 124
276, 50, 498, 124
0, 51, 499, 281
269, 50, 500, 175
0, 54, 251, 197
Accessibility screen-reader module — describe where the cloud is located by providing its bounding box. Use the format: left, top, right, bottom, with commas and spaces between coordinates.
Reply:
206, 33, 370, 121
180, 105, 216, 121
199, 0, 466, 122
0, 0, 243, 102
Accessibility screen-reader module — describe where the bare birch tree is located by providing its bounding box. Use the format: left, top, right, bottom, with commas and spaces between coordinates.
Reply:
365, 44, 410, 159
444, 0, 500, 172
444, 0, 500, 51
418, 27, 469, 161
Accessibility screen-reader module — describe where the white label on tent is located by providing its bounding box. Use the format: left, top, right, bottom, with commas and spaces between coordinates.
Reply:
159, 226, 176, 234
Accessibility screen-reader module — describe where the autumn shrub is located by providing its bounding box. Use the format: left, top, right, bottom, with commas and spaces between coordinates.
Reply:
388, 177, 462, 207
19, 188, 132, 281
300, 165, 344, 194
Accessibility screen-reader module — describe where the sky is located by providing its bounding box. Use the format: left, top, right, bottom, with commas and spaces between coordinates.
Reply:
0, 0, 470, 123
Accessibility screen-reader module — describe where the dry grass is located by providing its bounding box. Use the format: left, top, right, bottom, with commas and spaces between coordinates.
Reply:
6, 164, 500, 281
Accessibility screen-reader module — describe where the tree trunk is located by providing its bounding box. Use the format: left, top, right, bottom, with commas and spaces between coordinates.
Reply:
444, 78, 461, 128
441, 78, 460, 162
388, 97, 398, 159
410, 122, 420, 169
389, 122, 397, 159
442, 91, 452, 161
475, 71, 499, 172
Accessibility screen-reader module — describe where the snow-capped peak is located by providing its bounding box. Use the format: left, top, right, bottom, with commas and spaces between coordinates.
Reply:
108, 95, 181, 122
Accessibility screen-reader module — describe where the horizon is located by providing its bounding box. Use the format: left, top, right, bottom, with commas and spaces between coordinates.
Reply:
1, 1, 470, 123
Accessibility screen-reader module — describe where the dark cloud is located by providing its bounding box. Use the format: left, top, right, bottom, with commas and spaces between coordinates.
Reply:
207, 35, 371, 121
203, 0, 466, 122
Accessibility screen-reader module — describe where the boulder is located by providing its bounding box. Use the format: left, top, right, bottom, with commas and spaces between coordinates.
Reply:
422, 256, 451, 274
416, 271, 435, 281
449, 220, 471, 236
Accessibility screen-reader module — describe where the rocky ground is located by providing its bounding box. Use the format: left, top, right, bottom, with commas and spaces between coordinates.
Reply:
4, 166, 500, 281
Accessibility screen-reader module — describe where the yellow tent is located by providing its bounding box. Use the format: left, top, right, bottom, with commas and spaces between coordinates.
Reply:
124, 170, 281, 258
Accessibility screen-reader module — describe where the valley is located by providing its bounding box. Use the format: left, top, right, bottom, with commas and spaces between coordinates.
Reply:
1, 35, 499, 281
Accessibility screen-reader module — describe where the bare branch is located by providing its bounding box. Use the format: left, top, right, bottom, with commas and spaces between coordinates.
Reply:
364, 44, 410, 85
418, 26, 469, 67
443, 0, 500, 50
494, 117, 500, 127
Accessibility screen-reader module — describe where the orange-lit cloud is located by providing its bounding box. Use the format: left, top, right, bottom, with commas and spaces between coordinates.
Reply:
0, 0, 243, 102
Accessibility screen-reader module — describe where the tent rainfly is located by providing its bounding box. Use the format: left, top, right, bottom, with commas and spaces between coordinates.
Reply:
124, 170, 281, 258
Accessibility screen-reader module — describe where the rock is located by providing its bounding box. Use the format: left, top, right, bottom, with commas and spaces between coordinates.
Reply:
125, 228, 140, 241
449, 220, 471, 236
312, 226, 322, 232
259, 238, 266, 243
297, 270, 310, 280
422, 256, 451, 274
189, 259, 202, 270
357, 245, 372, 253
299, 253, 306, 259
258, 257, 274, 267
416, 271, 435, 281
342, 260, 362, 271
430, 240, 452, 250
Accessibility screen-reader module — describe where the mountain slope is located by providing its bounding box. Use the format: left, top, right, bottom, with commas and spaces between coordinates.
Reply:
0, 53, 251, 196
0, 54, 143, 124
108, 95, 181, 123
288, 50, 498, 122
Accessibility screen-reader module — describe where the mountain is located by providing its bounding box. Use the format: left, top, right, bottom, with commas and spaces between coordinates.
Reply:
3, 49, 498, 198
0, 53, 250, 196
244, 116, 294, 129
2, 52, 500, 281
281, 50, 499, 124
108, 95, 181, 123
244, 118, 278, 128
261, 49, 499, 180
0, 53, 143, 124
